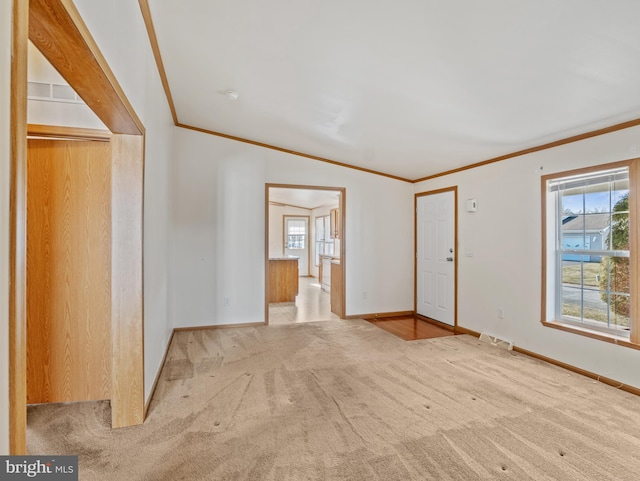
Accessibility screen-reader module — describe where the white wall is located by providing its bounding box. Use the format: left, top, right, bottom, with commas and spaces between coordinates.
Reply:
0, 0, 12, 455
171, 127, 415, 327
68, 0, 175, 403
415, 125, 640, 389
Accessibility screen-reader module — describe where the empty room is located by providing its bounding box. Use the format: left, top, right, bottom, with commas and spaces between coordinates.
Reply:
3, 0, 640, 480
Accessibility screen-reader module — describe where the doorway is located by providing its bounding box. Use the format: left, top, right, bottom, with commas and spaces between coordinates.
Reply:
266, 185, 346, 324
415, 187, 457, 327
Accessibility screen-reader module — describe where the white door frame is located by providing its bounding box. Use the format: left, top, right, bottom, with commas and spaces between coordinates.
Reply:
414, 186, 458, 328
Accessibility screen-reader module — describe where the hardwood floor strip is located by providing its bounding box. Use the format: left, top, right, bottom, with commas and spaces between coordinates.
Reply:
415, 314, 456, 332
346, 310, 414, 320
368, 316, 455, 341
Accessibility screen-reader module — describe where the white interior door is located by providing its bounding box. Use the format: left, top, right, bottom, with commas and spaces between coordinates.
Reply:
416, 191, 455, 325
284, 217, 309, 276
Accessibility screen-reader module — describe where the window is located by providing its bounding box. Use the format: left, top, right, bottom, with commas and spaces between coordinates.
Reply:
286, 219, 306, 249
542, 161, 639, 347
315, 215, 334, 266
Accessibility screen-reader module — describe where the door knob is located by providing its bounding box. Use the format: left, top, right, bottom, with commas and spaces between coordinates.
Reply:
446, 257, 454, 262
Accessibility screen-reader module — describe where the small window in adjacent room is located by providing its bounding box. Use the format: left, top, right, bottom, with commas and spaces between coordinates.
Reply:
286, 219, 306, 249
542, 161, 639, 347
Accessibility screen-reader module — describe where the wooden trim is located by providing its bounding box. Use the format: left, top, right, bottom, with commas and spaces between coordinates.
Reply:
541, 320, 640, 351
9, 0, 28, 456
268, 183, 345, 192
413, 118, 640, 183
413, 193, 417, 316
28, 0, 144, 135
339, 190, 346, 319
414, 186, 458, 328
513, 345, 640, 397
630, 160, 640, 344
415, 186, 461, 198
144, 329, 175, 417
540, 170, 548, 325
138, 0, 178, 125
347, 310, 415, 320
454, 326, 481, 337
174, 322, 266, 332
110, 134, 145, 428
453, 189, 458, 328
264, 185, 270, 325
179, 123, 412, 183
27, 123, 111, 141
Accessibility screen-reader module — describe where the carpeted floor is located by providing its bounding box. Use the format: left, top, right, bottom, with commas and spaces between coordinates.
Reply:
27, 319, 640, 480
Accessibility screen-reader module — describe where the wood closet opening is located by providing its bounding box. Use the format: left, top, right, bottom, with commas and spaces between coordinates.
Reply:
26, 136, 112, 404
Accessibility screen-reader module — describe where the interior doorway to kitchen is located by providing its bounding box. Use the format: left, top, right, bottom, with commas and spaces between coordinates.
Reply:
266, 184, 346, 325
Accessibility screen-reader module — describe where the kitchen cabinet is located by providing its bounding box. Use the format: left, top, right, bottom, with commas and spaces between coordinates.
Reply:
268, 257, 299, 302
330, 208, 340, 239
320, 256, 332, 291
330, 260, 344, 318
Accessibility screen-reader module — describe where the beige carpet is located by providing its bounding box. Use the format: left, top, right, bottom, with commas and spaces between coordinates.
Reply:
27, 320, 640, 480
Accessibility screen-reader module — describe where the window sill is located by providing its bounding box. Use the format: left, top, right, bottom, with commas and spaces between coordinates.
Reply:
542, 320, 640, 350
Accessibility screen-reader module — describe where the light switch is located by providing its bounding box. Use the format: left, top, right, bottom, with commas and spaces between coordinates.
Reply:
465, 249, 473, 257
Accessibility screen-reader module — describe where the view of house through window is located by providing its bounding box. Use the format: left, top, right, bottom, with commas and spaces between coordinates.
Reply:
545, 165, 631, 337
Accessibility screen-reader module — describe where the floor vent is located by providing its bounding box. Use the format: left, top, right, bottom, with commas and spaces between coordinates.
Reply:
479, 332, 513, 351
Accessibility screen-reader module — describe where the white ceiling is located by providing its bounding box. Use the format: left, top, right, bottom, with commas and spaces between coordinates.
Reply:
149, 0, 640, 180
269, 187, 339, 210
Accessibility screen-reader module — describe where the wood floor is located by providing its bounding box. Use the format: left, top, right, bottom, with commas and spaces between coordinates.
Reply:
367, 316, 455, 341
268, 276, 340, 324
